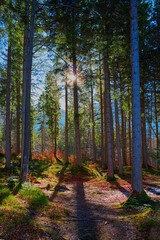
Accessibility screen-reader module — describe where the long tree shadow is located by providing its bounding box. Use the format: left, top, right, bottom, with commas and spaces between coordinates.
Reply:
75, 181, 99, 240
50, 163, 69, 201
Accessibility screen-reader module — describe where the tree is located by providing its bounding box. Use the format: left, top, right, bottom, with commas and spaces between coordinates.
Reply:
5, 28, 11, 170
21, 0, 36, 181
44, 71, 61, 159
130, 0, 143, 194
103, 50, 114, 178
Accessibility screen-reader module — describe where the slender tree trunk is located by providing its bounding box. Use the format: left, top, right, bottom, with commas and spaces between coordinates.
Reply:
110, 100, 115, 168
72, 47, 82, 166
42, 111, 45, 153
141, 89, 148, 168
154, 82, 159, 162
148, 91, 152, 166
41, 124, 43, 153
65, 82, 69, 163
103, 84, 107, 168
16, 68, 21, 154
120, 81, 127, 165
50, 114, 54, 153
5, 38, 11, 169
130, 0, 143, 194
21, 0, 36, 181
99, 60, 104, 167
114, 61, 123, 175
41, 110, 45, 153
128, 86, 132, 165
54, 108, 57, 159
3, 111, 6, 152
103, 50, 114, 178
90, 67, 96, 163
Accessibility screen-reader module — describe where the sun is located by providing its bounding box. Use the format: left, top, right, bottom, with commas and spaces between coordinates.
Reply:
65, 67, 83, 88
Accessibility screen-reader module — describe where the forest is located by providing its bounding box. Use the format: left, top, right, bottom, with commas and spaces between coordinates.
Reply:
0, 0, 160, 239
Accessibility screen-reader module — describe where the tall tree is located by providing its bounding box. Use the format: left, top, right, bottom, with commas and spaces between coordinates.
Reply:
103, 50, 114, 178
90, 64, 96, 163
130, 0, 143, 194
21, 0, 36, 181
5, 34, 11, 169
113, 58, 123, 175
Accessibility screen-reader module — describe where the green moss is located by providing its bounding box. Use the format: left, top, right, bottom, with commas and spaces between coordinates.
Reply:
102, 173, 116, 181
122, 190, 152, 209
18, 185, 48, 210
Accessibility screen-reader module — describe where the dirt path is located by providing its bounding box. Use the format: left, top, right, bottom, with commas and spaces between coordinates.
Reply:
37, 179, 149, 240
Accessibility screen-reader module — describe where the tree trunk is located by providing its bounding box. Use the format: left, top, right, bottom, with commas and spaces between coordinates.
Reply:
5, 38, 11, 169
141, 89, 148, 168
21, 0, 36, 181
128, 86, 132, 165
110, 100, 115, 168
41, 124, 43, 153
130, 0, 143, 193
65, 82, 69, 163
120, 81, 127, 165
114, 61, 123, 175
154, 82, 159, 162
16, 68, 21, 154
90, 66, 96, 163
148, 91, 152, 166
99, 59, 104, 167
103, 83, 107, 168
3, 111, 6, 152
54, 107, 57, 159
72, 47, 82, 166
103, 50, 114, 178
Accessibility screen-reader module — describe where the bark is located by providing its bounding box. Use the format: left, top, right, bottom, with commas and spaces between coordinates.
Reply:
110, 100, 115, 168
54, 107, 57, 159
154, 82, 159, 162
90, 67, 96, 163
128, 87, 132, 165
73, 47, 82, 166
99, 60, 104, 167
103, 50, 114, 178
16, 68, 21, 154
114, 62, 123, 175
3, 112, 6, 151
120, 81, 127, 165
21, 0, 36, 181
5, 38, 11, 169
65, 82, 69, 163
41, 111, 45, 154
51, 114, 54, 153
141, 89, 148, 168
43, 113, 45, 152
130, 0, 143, 193
148, 91, 152, 166
103, 84, 107, 168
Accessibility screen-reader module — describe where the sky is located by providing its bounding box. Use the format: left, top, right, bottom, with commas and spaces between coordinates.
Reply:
32, 47, 66, 110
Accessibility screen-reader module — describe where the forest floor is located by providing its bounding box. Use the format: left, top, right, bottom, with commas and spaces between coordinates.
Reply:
0, 154, 160, 240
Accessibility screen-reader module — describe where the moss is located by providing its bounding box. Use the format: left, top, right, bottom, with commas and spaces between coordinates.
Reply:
18, 185, 48, 210
122, 190, 152, 209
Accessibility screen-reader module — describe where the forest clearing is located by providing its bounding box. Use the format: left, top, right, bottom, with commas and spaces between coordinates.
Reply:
0, 0, 160, 239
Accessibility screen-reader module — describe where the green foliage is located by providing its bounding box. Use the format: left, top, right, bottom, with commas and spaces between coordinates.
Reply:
18, 185, 48, 210
62, 163, 101, 179
102, 172, 116, 181
0, 183, 10, 203
136, 204, 160, 240
122, 190, 152, 209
